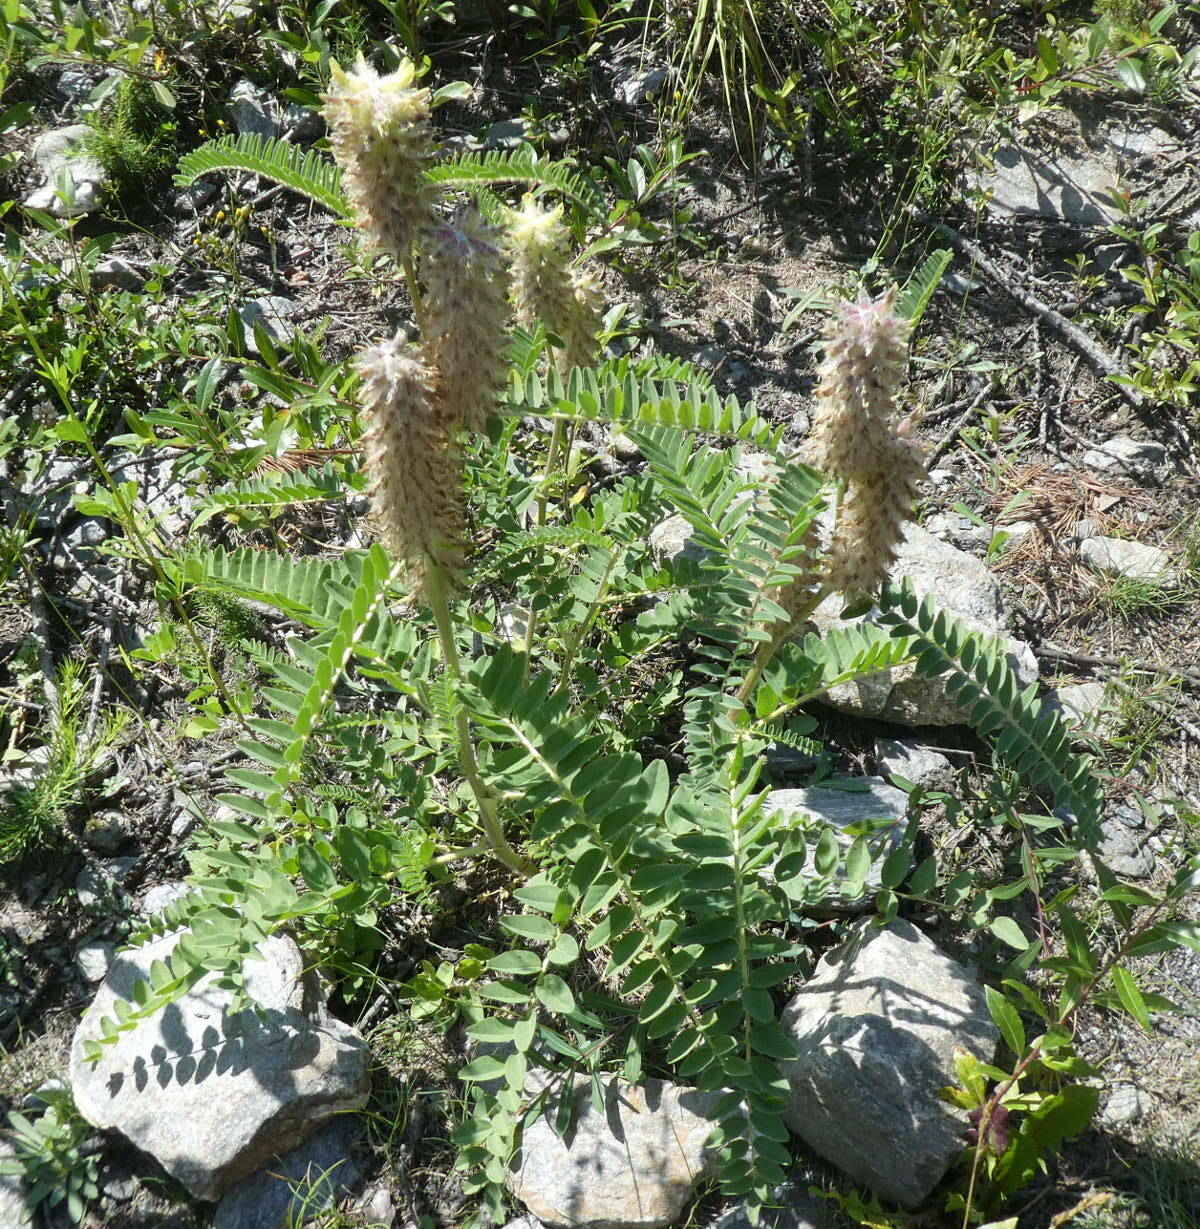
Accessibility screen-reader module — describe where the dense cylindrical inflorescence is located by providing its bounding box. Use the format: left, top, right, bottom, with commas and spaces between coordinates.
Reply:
421, 209, 511, 435
808, 290, 926, 599
507, 198, 602, 371
322, 56, 437, 264
357, 335, 465, 598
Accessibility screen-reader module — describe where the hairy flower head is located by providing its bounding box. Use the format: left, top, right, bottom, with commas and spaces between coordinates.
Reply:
421, 208, 511, 435
323, 56, 437, 262
357, 334, 465, 598
505, 197, 603, 371
805, 290, 926, 600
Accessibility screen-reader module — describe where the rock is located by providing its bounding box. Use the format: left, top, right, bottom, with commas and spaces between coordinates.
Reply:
356, 1182, 396, 1227
1040, 682, 1114, 738
1079, 535, 1174, 582
63, 518, 108, 552
239, 295, 299, 354
485, 118, 532, 149
497, 604, 534, 647
762, 778, 907, 912
139, 880, 193, 917
213, 1118, 362, 1229
648, 514, 708, 568
508, 1076, 720, 1229
608, 427, 640, 459
814, 524, 1038, 726
0, 988, 20, 1027
874, 738, 953, 792
92, 257, 147, 292
781, 919, 997, 1209
0, 1137, 36, 1229
75, 857, 138, 911
971, 142, 1116, 225
1098, 1083, 1146, 1128
56, 67, 97, 104
1080, 436, 1167, 474
108, 451, 196, 541
711, 1183, 846, 1229
1097, 805, 1156, 879
81, 812, 125, 855
616, 66, 669, 106
23, 124, 107, 217
228, 78, 282, 140
75, 939, 116, 982
176, 182, 217, 214
69, 931, 370, 1201
282, 103, 324, 144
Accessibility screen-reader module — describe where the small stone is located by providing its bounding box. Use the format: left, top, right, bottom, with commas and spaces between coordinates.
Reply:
139, 880, 192, 917
1041, 682, 1113, 738
356, 1183, 396, 1227
763, 778, 908, 913
228, 78, 281, 140
1099, 1083, 1146, 1128
507, 1076, 720, 1229
213, 1118, 362, 1229
616, 66, 669, 106
176, 182, 217, 214
484, 118, 531, 149
92, 257, 146, 292
1079, 536, 1174, 582
64, 518, 108, 551
1097, 808, 1157, 879
781, 919, 997, 1209
282, 103, 324, 144
102, 1172, 139, 1201
23, 124, 107, 217
239, 296, 299, 354
0, 1138, 36, 1229
82, 811, 126, 854
608, 427, 640, 459
711, 1182, 846, 1229
874, 739, 953, 791
75, 857, 137, 911
648, 514, 708, 568
497, 604, 534, 647
1081, 436, 1167, 473
75, 939, 116, 982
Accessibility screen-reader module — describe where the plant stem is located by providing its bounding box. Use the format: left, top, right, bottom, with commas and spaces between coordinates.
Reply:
424, 563, 534, 876
736, 581, 834, 707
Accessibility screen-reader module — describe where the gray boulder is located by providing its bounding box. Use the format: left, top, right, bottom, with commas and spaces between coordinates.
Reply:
508, 1076, 720, 1228
763, 778, 907, 912
69, 931, 370, 1201
814, 524, 1038, 726
781, 920, 997, 1209
213, 1118, 362, 1229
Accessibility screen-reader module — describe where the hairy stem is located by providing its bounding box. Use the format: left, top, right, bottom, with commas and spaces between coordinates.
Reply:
425, 563, 534, 876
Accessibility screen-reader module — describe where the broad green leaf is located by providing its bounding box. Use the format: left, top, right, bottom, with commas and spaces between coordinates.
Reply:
989, 917, 1028, 950
535, 973, 576, 1014
985, 986, 1026, 1057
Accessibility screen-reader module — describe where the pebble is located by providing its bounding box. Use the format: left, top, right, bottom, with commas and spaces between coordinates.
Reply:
1099, 1083, 1146, 1127
1079, 535, 1175, 583
75, 857, 137, 910
75, 939, 117, 982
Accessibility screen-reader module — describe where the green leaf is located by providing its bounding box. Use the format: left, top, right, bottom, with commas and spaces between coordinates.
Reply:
499, 914, 558, 943
547, 933, 580, 966
985, 986, 1026, 1057
459, 1056, 507, 1081
535, 973, 576, 1015
486, 950, 543, 976
989, 917, 1028, 950
1111, 967, 1151, 1031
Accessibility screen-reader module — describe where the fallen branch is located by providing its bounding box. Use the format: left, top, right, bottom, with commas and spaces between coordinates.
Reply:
1036, 641, 1200, 691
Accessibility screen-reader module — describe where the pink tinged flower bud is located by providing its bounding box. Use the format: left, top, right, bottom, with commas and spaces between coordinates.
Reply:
805, 290, 926, 599
323, 56, 437, 263
357, 335, 465, 599
421, 208, 511, 435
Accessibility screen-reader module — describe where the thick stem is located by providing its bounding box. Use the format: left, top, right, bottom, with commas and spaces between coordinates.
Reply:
736, 581, 834, 708
424, 564, 534, 876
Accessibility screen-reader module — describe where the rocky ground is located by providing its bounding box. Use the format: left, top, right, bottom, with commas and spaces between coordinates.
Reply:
2, 5, 1200, 1229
